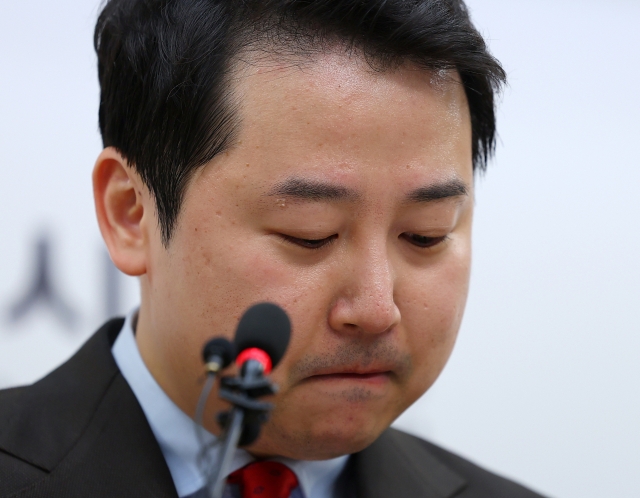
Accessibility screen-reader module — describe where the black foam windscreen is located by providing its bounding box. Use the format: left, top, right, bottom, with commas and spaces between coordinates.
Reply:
202, 337, 236, 369
235, 302, 291, 368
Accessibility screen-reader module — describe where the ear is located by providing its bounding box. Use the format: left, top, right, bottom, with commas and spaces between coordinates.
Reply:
93, 147, 150, 276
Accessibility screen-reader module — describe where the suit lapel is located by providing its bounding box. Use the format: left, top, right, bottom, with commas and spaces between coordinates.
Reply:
352, 429, 467, 498
25, 373, 179, 497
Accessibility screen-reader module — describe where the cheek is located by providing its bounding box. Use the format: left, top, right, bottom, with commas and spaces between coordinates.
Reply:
399, 252, 471, 382
175, 227, 331, 343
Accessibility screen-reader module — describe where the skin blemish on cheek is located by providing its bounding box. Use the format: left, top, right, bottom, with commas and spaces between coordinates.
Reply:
276, 198, 287, 208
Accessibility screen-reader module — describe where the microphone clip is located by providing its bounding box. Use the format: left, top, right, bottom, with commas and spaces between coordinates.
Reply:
217, 363, 278, 447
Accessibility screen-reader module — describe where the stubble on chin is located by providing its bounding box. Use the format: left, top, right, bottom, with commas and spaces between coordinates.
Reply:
248, 338, 414, 459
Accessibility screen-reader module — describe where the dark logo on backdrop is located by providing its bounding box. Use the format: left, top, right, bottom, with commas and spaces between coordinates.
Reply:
6, 233, 125, 331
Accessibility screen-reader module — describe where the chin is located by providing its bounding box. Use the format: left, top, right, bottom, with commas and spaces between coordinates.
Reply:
251, 407, 391, 460
308, 425, 381, 459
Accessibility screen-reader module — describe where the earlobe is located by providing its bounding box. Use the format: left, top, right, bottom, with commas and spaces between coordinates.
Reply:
93, 147, 148, 276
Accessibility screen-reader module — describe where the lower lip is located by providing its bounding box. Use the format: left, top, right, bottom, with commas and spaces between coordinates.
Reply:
306, 372, 391, 386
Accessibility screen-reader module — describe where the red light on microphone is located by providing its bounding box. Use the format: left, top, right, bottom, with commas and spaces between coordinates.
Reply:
236, 347, 273, 375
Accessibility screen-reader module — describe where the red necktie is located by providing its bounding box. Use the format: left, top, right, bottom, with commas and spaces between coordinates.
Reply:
227, 461, 299, 498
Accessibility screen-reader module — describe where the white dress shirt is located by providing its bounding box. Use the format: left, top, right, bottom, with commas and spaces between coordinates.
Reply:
112, 309, 348, 498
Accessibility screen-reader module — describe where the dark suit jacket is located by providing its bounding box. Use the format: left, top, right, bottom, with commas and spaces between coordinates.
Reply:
0, 319, 546, 497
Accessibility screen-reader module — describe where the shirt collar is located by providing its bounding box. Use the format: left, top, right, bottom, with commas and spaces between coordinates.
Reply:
112, 309, 348, 498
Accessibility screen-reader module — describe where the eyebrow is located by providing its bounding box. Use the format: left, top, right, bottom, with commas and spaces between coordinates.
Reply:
267, 178, 360, 201
406, 179, 468, 203
266, 177, 468, 203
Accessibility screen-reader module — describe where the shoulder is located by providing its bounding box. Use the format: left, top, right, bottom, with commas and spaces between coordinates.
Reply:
407, 431, 546, 497
353, 428, 547, 498
0, 318, 176, 498
0, 318, 125, 463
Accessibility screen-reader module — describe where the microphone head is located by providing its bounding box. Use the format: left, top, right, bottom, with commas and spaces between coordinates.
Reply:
235, 302, 291, 369
202, 337, 236, 369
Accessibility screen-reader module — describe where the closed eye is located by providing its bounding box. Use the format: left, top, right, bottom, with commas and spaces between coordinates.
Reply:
400, 233, 449, 249
280, 234, 338, 250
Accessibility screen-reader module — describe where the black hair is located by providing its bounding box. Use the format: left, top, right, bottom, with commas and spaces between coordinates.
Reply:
95, 0, 506, 244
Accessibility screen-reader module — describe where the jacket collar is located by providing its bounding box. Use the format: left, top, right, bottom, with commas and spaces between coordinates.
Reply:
353, 428, 467, 498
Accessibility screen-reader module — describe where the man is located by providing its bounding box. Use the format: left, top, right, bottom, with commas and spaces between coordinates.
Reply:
0, 0, 545, 496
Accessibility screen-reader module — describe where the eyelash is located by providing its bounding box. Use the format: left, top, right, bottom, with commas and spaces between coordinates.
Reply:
400, 233, 450, 249
281, 234, 338, 250
280, 233, 449, 250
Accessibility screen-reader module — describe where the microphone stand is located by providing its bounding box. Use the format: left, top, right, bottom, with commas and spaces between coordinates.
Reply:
208, 360, 278, 498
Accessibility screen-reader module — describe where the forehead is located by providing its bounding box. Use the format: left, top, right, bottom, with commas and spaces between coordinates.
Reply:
236, 50, 468, 125
215, 50, 472, 191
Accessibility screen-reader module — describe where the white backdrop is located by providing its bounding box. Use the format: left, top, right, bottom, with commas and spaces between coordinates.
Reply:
1, 1, 639, 497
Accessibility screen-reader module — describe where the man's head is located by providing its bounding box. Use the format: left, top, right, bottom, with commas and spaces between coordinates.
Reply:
92, 0, 505, 459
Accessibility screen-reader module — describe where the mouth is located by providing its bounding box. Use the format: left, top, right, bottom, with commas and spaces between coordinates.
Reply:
304, 370, 393, 386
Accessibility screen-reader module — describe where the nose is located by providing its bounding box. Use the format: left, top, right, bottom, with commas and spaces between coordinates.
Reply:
328, 245, 401, 336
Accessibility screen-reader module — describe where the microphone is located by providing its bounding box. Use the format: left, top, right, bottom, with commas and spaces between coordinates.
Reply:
209, 302, 291, 498
202, 337, 236, 374
234, 302, 291, 375
195, 337, 236, 467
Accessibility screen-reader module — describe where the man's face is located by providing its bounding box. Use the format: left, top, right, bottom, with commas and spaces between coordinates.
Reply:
136, 52, 473, 459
